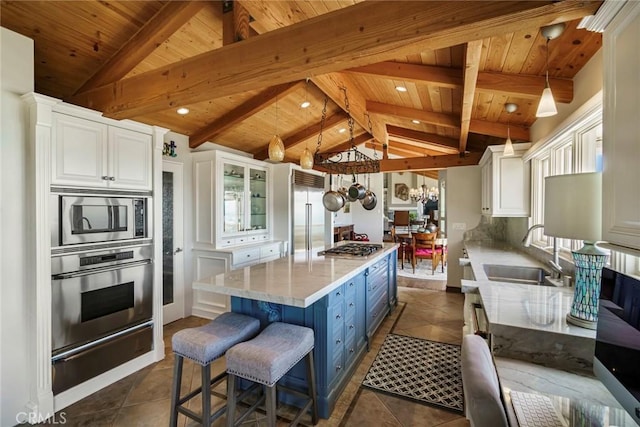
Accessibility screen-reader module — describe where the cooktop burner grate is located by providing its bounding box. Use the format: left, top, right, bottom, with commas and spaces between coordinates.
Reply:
319, 243, 383, 257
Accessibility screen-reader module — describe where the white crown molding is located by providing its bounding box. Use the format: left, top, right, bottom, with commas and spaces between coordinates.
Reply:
578, 0, 627, 33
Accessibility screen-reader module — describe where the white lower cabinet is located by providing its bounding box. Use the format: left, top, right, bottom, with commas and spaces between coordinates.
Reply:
192, 242, 283, 318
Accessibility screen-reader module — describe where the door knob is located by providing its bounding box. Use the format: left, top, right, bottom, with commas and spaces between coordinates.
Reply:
174, 247, 183, 254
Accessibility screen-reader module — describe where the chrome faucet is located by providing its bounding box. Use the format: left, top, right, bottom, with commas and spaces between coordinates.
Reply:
522, 224, 563, 279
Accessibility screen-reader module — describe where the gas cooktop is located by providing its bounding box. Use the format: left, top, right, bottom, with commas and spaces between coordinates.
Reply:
318, 243, 383, 258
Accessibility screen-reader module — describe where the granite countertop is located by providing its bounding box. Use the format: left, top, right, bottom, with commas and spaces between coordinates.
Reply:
192, 242, 399, 308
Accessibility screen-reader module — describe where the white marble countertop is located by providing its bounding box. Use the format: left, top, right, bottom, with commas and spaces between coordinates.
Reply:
192, 242, 399, 308
479, 282, 596, 339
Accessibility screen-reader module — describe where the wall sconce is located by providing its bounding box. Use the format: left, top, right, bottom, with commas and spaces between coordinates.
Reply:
536, 23, 565, 118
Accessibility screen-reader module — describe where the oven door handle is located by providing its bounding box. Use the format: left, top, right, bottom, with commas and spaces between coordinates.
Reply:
51, 259, 151, 280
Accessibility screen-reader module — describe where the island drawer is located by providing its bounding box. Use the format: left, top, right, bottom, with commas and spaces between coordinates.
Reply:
328, 284, 345, 307
231, 247, 261, 268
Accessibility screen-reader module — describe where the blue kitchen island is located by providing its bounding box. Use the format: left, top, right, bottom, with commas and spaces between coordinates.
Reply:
192, 242, 398, 418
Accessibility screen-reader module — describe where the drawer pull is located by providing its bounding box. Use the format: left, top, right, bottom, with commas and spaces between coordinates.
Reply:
335, 365, 342, 371
336, 291, 341, 296
349, 324, 354, 330
349, 302, 354, 307
336, 314, 341, 320
349, 282, 354, 287
336, 339, 341, 344
349, 348, 355, 354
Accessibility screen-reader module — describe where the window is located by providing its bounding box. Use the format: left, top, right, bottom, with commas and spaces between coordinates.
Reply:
528, 107, 602, 256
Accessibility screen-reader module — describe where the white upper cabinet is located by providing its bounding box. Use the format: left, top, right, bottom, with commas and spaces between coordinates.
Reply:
479, 143, 531, 217
602, 2, 640, 251
51, 113, 152, 191
193, 150, 271, 249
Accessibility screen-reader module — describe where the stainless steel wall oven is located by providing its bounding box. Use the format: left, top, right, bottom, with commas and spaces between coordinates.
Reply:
51, 244, 153, 394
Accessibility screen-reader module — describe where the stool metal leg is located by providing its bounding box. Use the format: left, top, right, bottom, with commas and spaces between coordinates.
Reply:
306, 352, 318, 425
170, 355, 184, 427
266, 385, 277, 427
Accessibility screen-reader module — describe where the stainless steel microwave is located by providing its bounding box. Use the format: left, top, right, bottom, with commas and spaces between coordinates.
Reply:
51, 192, 148, 247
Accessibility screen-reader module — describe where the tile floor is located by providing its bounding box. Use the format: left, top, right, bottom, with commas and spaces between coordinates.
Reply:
46, 278, 469, 427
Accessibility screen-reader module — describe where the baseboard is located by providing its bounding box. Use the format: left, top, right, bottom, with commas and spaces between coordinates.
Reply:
446, 286, 462, 293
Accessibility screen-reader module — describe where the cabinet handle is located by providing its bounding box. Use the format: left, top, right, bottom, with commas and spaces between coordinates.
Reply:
349, 282, 354, 287
335, 365, 342, 371
349, 324, 354, 330
109, 176, 116, 181
336, 339, 341, 344
101, 176, 109, 180
246, 254, 251, 257
349, 348, 355, 354
349, 303, 354, 307
336, 291, 341, 296
336, 314, 341, 320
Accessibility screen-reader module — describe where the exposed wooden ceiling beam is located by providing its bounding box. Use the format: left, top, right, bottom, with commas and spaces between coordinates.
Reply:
476, 71, 572, 103
345, 61, 573, 103
223, 0, 253, 45
74, 1, 205, 95
459, 40, 483, 153
469, 119, 529, 141
380, 140, 447, 157
253, 111, 348, 160
70, 1, 598, 119
370, 101, 530, 141
386, 125, 459, 154
189, 81, 303, 148
380, 152, 483, 172
368, 101, 460, 129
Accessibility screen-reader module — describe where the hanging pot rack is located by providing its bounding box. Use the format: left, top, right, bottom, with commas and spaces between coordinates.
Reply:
313, 87, 380, 175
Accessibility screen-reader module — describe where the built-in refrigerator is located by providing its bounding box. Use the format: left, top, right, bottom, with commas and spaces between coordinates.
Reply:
272, 164, 327, 254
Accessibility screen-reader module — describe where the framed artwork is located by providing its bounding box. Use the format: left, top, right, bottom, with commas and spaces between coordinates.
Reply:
388, 172, 415, 207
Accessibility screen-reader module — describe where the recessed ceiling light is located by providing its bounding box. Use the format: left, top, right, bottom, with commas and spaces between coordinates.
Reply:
300, 101, 311, 109
395, 86, 407, 92
176, 107, 190, 115
412, 119, 420, 124
338, 128, 347, 133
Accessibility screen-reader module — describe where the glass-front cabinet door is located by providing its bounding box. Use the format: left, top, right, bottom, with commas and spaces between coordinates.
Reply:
249, 168, 267, 232
222, 161, 246, 234
218, 157, 269, 243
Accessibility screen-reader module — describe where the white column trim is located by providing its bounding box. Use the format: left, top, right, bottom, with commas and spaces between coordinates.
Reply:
21, 92, 60, 420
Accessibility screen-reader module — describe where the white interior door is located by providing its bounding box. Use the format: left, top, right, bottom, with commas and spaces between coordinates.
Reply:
162, 161, 184, 324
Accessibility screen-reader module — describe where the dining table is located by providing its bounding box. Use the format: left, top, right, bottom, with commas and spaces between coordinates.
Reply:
395, 232, 448, 272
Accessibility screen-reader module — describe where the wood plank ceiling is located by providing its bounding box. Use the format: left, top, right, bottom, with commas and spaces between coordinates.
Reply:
0, 0, 602, 177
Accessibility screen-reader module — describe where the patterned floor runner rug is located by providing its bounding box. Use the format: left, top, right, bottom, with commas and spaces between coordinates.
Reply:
362, 334, 464, 413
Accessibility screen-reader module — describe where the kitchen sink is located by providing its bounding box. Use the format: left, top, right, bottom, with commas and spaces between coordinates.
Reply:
483, 264, 551, 286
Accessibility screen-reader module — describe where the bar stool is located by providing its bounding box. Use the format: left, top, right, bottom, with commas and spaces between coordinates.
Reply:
225, 322, 318, 427
170, 312, 260, 427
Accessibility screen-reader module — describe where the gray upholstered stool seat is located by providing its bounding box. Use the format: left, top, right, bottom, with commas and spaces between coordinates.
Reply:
170, 312, 260, 427
226, 322, 318, 427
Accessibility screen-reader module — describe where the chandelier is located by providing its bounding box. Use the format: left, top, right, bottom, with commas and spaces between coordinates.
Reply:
409, 185, 439, 203
313, 88, 380, 175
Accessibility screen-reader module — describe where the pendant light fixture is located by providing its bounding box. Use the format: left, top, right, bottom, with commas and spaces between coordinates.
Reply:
300, 79, 314, 169
504, 103, 517, 156
268, 95, 285, 162
536, 23, 565, 118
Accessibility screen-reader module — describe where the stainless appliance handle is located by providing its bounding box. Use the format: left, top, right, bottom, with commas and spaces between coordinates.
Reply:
305, 203, 312, 251
52, 259, 151, 280
51, 320, 153, 362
